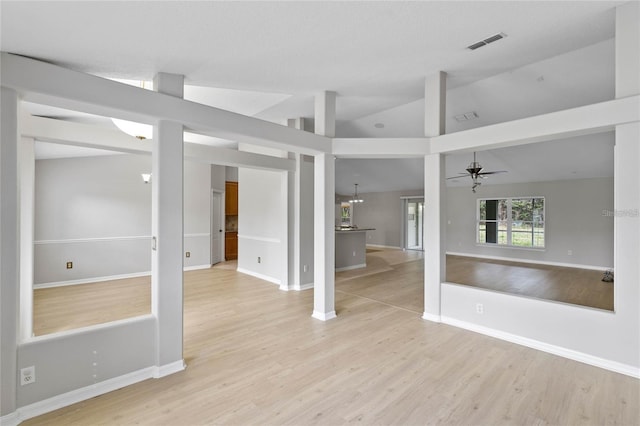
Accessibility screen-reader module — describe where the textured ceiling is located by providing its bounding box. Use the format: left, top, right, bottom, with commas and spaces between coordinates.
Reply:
1, 1, 621, 123
0, 1, 623, 193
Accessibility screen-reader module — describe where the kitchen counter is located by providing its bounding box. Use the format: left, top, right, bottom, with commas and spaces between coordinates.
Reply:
335, 227, 375, 232
335, 227, 375, 271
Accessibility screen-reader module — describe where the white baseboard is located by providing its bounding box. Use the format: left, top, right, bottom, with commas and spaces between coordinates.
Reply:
153, 360, 186, 378
294, 282, 314, 291
236, 267, 281, 285
366, 244, 401, 250
279, 282, 313, 291
441, 316, 639, 378
421, 312, 442, 323
183, 264, 211, 272
335, 263, 366, 272
446, 251, 612, 272
5, 361, 187, 424
312, 310, 337, 321
10, 366, 156, 424
0, 411, 20, 426
34, 271, 152, 289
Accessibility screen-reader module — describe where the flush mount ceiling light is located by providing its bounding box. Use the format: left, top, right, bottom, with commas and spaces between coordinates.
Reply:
113, 119, 152, 140
111, 80, 153, 140
349, 183, 363, 203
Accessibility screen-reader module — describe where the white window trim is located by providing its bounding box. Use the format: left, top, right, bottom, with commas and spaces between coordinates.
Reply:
476, 196, 546, 249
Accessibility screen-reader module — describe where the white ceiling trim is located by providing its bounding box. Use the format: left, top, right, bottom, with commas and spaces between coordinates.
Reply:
2, 53, 329, 155
332, 138, 430, 158
431, 95, 640, 154
23, 115, 294, 171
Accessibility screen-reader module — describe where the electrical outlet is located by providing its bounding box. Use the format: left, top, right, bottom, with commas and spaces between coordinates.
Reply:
567, 250, 573, 256
352, 251, 356, 257
185, 251, 190, 258
21, 366, 35, 385
258, 257, 261, 263
303, 265, 308, 272
66, 261, 73, 269
476, 303, 484, 314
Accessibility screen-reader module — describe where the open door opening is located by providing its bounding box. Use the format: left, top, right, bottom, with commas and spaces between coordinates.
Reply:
404, 198, 424, 251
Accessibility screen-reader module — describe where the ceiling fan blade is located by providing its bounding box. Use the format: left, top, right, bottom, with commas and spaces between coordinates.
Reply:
478, 170, 508, 176
446, 173, 469, 180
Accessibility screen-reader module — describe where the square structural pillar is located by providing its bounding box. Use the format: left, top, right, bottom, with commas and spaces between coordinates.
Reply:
315, 91, 336, 138
1, 86, 20, 416
312, 152, 336, 320
424, 72, 447, 137
152, 72, 186, 376
423, 153, 446, 322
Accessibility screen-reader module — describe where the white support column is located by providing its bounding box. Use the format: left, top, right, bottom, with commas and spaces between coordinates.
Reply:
287, 117, 305, 131
423, 71, 446, 322
151, 73, 186, 376
279, 167, 290, 291
424, 72, 447, 137
1, 87, 20, 416
613, 1, 640, 362
19, 136, 35, 341
615, 1, 640, 99
423, 153, 446, 322
286, 117, 314, 291
315, 91, 336, 137
313, 152, 336, 320
286, 150, 301, 291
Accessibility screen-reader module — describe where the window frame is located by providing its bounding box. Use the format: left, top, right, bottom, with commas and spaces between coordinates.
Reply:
476, 196, 546, 249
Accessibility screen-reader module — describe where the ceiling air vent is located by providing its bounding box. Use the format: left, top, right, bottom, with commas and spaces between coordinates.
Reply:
467, 32, 507, 50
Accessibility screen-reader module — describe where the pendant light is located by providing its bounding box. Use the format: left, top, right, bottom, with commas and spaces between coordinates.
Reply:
349, 183, 363, 203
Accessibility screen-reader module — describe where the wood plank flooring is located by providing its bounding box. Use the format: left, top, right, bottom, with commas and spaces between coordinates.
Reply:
33, 276, 151, 336
26, 252, 637, 425
446, 255, 614, 311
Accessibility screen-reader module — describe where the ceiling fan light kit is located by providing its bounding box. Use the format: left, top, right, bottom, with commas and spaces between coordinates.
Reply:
447, 151, 507, 193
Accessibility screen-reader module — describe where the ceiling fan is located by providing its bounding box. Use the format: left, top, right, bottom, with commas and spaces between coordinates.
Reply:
447, 152, 507, 193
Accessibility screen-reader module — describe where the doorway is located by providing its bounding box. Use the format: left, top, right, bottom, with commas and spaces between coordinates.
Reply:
211, 191, 223, 265
404, 198, 424, 251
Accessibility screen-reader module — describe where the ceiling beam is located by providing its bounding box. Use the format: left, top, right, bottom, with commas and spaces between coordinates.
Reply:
22, 115, 295, 171
431, 95, 640, 154
2, 53, 329, 155
332, 138, 431, 158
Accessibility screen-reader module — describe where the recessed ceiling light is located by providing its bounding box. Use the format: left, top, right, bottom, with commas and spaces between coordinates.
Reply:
374, 123, 385, 129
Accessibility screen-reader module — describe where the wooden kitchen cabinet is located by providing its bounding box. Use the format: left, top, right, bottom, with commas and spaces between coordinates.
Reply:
225, 231, 238, 260
225, 181, 238, 215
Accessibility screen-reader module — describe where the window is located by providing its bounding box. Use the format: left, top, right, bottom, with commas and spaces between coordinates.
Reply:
477, 197, 545, 248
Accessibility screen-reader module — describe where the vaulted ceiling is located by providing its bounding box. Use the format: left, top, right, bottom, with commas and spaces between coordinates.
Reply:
0, 1, 622, 194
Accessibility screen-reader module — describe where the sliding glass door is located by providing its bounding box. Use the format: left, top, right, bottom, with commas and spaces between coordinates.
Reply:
405, 199, 424, 251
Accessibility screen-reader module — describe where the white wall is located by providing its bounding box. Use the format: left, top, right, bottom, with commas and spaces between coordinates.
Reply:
34, 154, 212, 285
237, 167, 287, 284
446, 177, 614, 268
354, 189, 423, 248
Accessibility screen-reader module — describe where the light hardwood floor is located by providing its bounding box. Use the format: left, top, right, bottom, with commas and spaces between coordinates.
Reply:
27, 251, 637, 425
